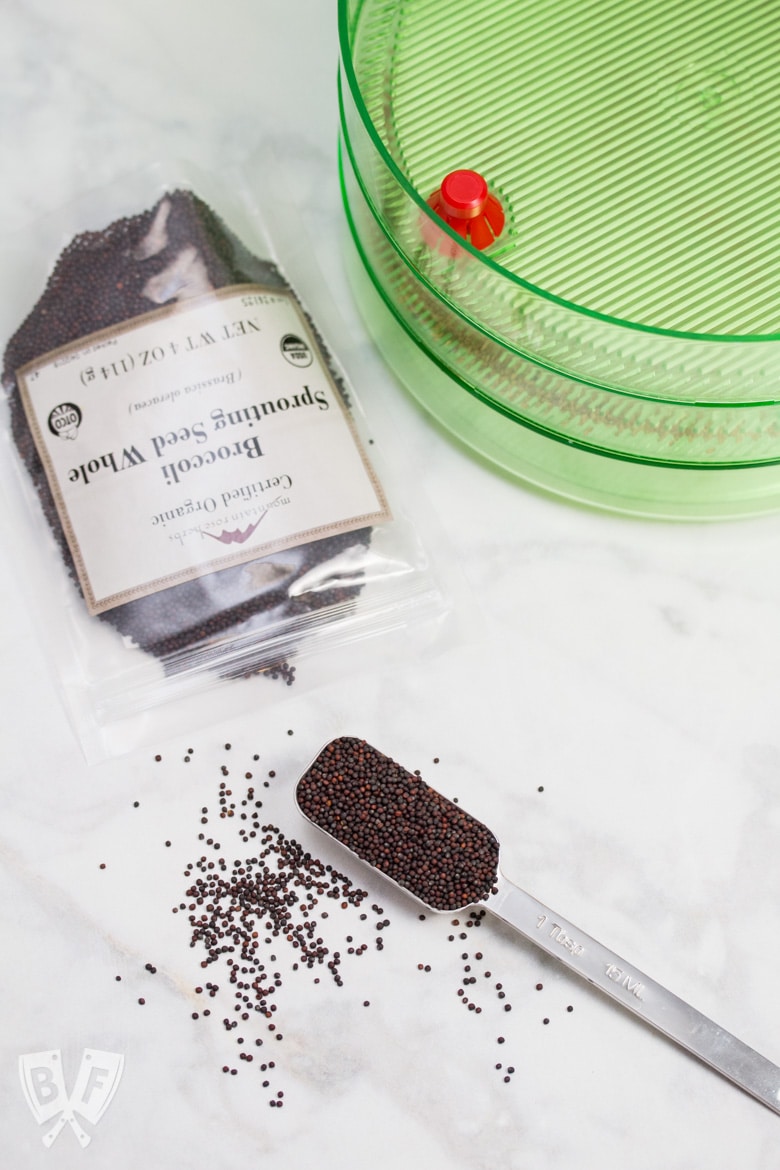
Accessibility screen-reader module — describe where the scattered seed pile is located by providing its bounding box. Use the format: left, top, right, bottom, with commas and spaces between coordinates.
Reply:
182, 804, 372, 986
295, 737, 500, 911
120, 739, 579, 1111
165, 743, 391, 1100
2, 189, 370, 678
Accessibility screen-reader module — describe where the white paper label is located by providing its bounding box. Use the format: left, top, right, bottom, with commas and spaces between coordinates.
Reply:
18, 285, 390, 614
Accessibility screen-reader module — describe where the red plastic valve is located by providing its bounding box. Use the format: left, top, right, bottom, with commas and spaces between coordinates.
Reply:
427, 169, 505, 250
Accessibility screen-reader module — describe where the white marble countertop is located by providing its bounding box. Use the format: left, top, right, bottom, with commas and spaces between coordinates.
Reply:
2, 2, 780, 1166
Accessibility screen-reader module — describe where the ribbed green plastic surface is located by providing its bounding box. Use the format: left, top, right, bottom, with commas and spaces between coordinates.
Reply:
340, 0, 780, 516
377, 0, 780, 337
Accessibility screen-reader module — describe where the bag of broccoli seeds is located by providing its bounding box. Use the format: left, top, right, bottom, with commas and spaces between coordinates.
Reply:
0, 163, 449, 759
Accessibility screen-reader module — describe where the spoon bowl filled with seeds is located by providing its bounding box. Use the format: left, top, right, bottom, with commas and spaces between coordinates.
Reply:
296, 736, 780, 1118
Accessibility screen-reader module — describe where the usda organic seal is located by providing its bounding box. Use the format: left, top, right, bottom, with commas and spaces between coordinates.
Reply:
280, 334, 312, 368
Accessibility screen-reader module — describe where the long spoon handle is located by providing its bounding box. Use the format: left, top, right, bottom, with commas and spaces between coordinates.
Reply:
486, 872, 780, 1117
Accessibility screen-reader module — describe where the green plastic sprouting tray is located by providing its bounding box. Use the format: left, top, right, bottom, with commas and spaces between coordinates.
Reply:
338, 0, 780, 518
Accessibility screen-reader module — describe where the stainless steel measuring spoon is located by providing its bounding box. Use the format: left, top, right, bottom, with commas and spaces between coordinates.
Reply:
295, 736, 780, 1117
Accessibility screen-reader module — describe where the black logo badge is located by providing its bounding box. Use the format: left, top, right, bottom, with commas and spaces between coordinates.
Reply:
47, 403, 82, 441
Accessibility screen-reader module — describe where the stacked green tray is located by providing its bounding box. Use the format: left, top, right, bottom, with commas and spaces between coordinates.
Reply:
339, 0, 780, 518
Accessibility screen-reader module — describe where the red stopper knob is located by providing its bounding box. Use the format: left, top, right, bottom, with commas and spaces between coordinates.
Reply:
439, 170, 489, 220
426, 169, 505, 251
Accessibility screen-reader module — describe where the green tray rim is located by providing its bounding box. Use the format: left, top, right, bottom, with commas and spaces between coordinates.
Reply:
339, 142, 780, 471
338, 0, 780, 345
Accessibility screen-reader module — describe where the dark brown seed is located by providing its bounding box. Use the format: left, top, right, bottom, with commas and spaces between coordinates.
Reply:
296, 738, 499, 911
176, 761, 386, 1088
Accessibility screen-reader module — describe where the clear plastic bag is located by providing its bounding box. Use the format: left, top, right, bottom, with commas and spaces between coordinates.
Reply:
0, 160, 452, 760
